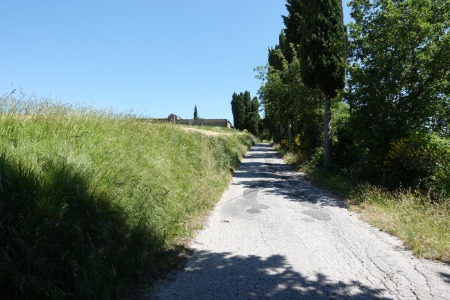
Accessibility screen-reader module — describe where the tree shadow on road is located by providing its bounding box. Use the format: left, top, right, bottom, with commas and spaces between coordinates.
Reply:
232, 145, 346, 209
150, 250, 391, 299
440, 271, 450, 284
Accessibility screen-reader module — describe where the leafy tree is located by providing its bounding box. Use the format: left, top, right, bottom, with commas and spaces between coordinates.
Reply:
248, 97, 260, 136
257, 31, 323, 154
193, 105, 198, 120
347, 0, 450, 186
259, 40, 290, 142
284, 0, 346, 168
260, 32, 299, 143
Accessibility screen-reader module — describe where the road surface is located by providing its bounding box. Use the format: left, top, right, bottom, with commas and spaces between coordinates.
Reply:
150, 143, 450, 299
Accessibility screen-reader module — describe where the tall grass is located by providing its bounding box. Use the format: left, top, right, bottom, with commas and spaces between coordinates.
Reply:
0, 94, 255, 298
353, 186, 450, 262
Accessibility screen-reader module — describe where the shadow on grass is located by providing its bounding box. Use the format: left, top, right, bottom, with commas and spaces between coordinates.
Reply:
0, 154, 165, 299
150, 250, 390, 299
233, 144, 346, 208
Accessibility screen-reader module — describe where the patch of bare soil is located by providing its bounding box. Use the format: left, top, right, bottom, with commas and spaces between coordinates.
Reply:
181, 127, 231, 137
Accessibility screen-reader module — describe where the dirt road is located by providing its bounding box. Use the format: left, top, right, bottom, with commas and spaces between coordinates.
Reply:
150, 143, 450, 299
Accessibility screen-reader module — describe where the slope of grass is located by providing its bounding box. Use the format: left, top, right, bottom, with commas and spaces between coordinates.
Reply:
0, 96, 255, 298
274, 145, 450, 263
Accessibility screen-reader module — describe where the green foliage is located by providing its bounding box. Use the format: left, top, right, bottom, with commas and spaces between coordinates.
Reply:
243, 91, 252, 130
285, 0, 346, 98
345, 0, 450, 192
257, 32, 324, 153
260, 0, 450, 195
282, 0, 303, 52
231, 91, 260, 136
231, 92, 246, 130
309, 147, 325, 167
382, 133, 450, 197
248, 97, 260, 136
269, 0, 450, 264
283, 0, 346, 168
348, 0, 450, 145
193, 105, 198, 119
259, 128, 271, 141
0, 95, 255, 298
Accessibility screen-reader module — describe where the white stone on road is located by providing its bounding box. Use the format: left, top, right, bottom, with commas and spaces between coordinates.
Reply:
150, 143, 450, 299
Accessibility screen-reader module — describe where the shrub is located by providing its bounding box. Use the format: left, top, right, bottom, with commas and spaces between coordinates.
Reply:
308, 147, 324, 167
258, 128, 271, 141
280, 139, 289, 148
382, 132, 450, 198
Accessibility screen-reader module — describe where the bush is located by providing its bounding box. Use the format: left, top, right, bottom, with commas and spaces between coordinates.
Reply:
308, 147, 324, 168
382, 132, 450, 198
258, 128, 271, 141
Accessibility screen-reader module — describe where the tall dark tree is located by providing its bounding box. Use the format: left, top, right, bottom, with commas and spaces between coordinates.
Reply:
231, 92, 245, 130
231, 91, 261, 134
243, 91, 252, 130
282, 0, 303, 56
284, 0, 346, 168
193, 105, 198, 120
248, 97, 260, 136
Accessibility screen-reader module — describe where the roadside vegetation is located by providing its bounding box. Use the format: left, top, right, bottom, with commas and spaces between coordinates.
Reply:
274, 144, 450, 263
254, 0, 449, 263
0, 95, 255, 299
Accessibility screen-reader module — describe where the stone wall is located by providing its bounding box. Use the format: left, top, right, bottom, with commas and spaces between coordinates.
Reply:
177, 119, 232, 128
147, 114, 233, 128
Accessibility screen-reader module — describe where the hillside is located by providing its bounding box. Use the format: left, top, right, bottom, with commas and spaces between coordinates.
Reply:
0, 98, 255, 298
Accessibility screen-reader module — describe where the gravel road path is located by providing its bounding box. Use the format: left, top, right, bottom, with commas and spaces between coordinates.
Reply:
150, 143, 450, 299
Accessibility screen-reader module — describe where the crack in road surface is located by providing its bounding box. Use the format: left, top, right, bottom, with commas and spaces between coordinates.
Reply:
149, 143, 450, 299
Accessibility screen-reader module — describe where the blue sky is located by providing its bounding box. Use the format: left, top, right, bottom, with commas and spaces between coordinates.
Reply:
1, 1, 352, 122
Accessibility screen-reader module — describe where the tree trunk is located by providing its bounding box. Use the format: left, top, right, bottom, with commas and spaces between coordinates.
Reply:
279, 122, 284, 140
287, 116, 292, 148
324, 95, 332, 168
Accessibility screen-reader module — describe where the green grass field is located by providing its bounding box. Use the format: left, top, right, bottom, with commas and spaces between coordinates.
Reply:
0, 96, 255, 298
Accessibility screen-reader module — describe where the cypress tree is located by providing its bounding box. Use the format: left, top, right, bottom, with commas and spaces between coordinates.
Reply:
193, 105, 198, 120
282, 0, 303, 60
243, 91, 252, 130
248, 97, 260, 136
284, 0, 346, 168
231, 92, 246, 130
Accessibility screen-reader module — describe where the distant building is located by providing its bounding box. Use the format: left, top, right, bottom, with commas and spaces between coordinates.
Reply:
177, 118, 232, 128
167, 114, 181, 123
152, 114, 233, 128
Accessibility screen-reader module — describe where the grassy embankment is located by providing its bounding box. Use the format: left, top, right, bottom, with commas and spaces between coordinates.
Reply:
0, 97, 255, 299
274, 145, 450, 263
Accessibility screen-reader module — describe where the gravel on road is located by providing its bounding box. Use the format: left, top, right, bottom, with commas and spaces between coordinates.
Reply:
150, 143, 450, 299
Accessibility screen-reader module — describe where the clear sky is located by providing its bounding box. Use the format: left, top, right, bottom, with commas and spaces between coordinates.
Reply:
1, 1, 352, 122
